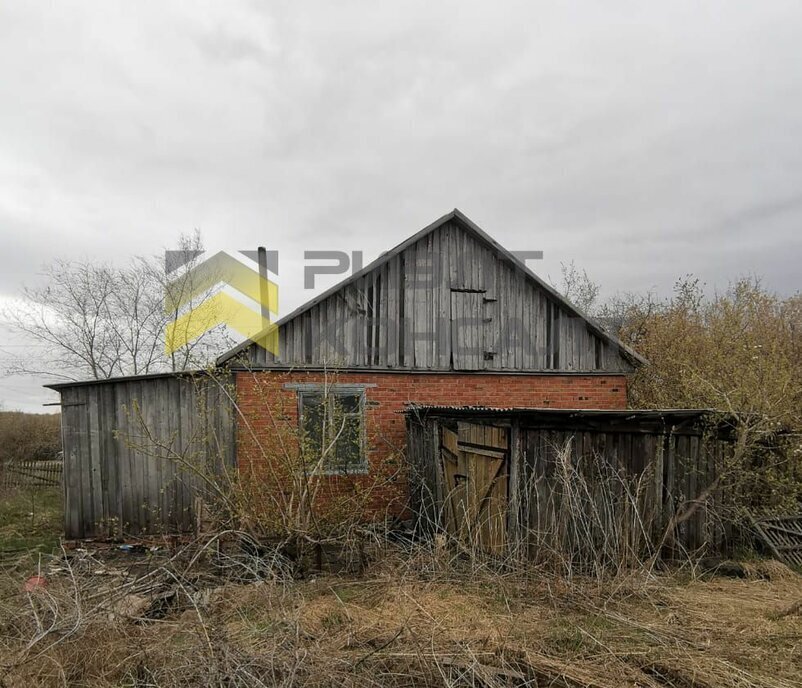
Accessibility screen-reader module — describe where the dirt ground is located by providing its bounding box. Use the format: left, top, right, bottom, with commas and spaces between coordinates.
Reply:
0, 533, 800, 687
1, 489, 801, 687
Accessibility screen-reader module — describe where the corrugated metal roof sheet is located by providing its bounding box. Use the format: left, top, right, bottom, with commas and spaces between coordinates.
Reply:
404, 404, 720, 414
403, 405, 724, 420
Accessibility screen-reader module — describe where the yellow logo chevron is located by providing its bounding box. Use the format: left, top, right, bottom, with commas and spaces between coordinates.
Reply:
164, 251, 278, 315
164, 252, 279, 356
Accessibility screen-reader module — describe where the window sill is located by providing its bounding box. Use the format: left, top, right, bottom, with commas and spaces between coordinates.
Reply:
314, 465, 370, 477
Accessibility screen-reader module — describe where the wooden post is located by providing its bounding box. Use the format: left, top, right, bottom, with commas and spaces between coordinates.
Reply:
430, 418, 444, 532
507, 417, 521, 553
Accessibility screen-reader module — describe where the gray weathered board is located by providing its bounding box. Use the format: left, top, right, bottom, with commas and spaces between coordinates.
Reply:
58, 373, 236, 539
222, 211, 640, 373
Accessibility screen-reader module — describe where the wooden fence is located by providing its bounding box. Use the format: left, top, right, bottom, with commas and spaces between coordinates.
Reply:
1, 459, 63, 489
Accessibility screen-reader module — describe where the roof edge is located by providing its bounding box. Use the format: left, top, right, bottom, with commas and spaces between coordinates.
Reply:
405, 404, 723, 414
217, 208, 648, 367
449, 209, 647, 367
217, 209, 461, 365
43, 368, 214, 391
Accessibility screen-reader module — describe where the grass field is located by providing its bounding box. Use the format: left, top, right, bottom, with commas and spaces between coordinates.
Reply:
0, 491, 800, 686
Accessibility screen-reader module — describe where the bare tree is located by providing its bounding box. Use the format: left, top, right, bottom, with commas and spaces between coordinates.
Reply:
556, 260, 600, 315
3, 231, 233, 381
157, 230, 234, 373
595, 289, 660, 343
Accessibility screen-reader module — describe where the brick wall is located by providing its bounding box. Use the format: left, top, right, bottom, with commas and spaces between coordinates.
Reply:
235, 371, 627, 524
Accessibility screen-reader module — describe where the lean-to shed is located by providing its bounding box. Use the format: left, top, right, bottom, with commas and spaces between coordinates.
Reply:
406, 406, 735, 558
48, 372, 235, 539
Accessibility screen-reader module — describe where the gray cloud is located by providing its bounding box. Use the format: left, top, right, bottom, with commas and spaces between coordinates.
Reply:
1, 1, 801, 410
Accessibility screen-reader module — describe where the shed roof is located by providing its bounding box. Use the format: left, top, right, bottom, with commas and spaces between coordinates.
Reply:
44, 369, 210, 391
403, 405, 736, 433
404, 405, 721, 420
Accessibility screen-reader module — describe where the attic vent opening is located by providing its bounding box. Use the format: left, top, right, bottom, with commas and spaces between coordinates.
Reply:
545, 300, 560, 369
303, 311, 312, 364
594, 334, 603, 370
365, 274, 382, 365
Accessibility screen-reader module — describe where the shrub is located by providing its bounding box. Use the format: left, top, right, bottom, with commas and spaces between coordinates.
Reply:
0, 411, 61, 464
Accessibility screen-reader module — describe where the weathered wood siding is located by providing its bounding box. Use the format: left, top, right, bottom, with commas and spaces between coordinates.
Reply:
407, 410, 733, 557
59, 374, 236, 539
519, 423, 727, 555
244, 220, 633, 372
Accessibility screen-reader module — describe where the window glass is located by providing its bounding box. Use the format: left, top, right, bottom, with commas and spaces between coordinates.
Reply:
299, 388, 366, 474
338, 393, 361, 413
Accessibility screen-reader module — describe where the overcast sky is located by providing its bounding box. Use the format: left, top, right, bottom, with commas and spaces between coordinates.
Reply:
1, 1, 801, 411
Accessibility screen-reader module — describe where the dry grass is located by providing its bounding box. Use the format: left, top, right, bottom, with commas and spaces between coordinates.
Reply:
0, 540, 800, 688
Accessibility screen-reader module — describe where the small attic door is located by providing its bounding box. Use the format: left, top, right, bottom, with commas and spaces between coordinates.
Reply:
451, 291, 486, 370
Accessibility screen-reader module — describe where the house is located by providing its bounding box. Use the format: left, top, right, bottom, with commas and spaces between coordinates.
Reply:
50, 209, 715, 545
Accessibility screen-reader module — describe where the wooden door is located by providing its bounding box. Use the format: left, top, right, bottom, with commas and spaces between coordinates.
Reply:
450, 291, 484, 370
439, 422, 509, 553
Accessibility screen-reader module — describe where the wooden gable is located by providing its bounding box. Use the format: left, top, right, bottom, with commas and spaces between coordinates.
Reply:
219, 210, 643, 373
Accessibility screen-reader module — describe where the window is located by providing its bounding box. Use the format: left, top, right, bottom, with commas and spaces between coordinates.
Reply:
298, 387, 366, 474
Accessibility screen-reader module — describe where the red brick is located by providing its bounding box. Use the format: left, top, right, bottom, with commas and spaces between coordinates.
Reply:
235, 371, 627, 519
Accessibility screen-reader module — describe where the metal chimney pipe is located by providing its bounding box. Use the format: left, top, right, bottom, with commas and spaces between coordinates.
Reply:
257, 246, 270, 329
